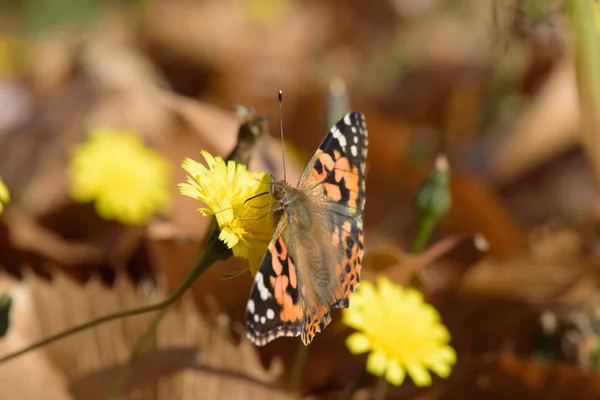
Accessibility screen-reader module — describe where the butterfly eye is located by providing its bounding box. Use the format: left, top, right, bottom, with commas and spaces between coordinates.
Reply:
269, 175, 283, 195
271, 186, 283, 201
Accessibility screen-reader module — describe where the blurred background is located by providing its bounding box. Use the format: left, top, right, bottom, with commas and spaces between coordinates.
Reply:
1, 0, 600, 399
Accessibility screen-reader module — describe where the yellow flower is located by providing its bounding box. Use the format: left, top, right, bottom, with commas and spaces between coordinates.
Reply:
0, 178, 9, 214
0, 35, 22, 78
178, 151, 275, 275
236, 0, 292, 23
343, 276, 456, 387
69, 129, 172, 225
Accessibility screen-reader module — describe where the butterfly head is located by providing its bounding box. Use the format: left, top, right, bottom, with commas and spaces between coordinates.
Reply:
269, 174, 306, 205
269, 174, 286, 201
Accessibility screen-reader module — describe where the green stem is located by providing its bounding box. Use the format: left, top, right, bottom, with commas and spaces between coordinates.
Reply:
103, 306, 170, 399
569, 0, 600, 109
0, 242, 223, 364
568, 0, 600, 187
289, 341, 308, 393
411, 214, 437, 253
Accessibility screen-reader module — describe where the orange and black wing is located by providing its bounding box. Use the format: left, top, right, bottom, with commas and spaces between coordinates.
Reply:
299, 112, 368, 309
246, 112, 368, 346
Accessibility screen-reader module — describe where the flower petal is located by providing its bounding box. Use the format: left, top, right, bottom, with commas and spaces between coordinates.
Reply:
427, 358, 453, 378
0, 177, 9, 214
366, 349, 388, 376
346, 333, 372, 354
385, 358, 406, 386
426, 346, 457, 378
406, 362, 432, 387
342, 307, 365, 329
219, 228, 240, 249
0, 178, 10, 204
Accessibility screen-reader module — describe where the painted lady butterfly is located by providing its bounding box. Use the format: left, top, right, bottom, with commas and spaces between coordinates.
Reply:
246, 112, 368, 346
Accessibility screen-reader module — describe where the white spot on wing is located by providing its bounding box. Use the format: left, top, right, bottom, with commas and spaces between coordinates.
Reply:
338, 135, 347, 147
247, 299, 255, 314
351, 145, 358, 156
332, 127, 341, 138
255, 272, 272, 300
344, 114, 352, 125
266, 308, 275, 320
260, 316, 266, 324
353, 135, 358, 143
254, 314, 259, 322
351, 127, 357, 133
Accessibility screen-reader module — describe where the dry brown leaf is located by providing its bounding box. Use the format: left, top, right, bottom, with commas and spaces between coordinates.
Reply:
0, 271, 291, 400
490, 59, 580, 186
442, 352, 600, 399
143, 0, 330, 107
459, 227, 599, 305
362, 233, 487, 290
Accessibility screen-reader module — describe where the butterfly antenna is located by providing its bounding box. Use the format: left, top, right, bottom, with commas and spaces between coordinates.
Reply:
278, 90, 287, 182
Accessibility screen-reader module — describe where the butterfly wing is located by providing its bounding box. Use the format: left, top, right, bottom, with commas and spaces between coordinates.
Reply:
245, 228, 333, 346
300, 112, 368, 216
298, 112, 368, 308
246, 112, 368, 346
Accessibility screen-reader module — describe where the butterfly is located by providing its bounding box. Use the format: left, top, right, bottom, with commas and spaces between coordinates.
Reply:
246, 112, 368, 346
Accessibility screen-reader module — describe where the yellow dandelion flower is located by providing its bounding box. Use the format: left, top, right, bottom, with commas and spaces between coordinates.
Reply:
0, 35, 22, 78
236, 0, 292, 23
0, 177, 9, 214
343, 276, 456, 387
178, 150, 275, 275
69, 129, 172, 225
